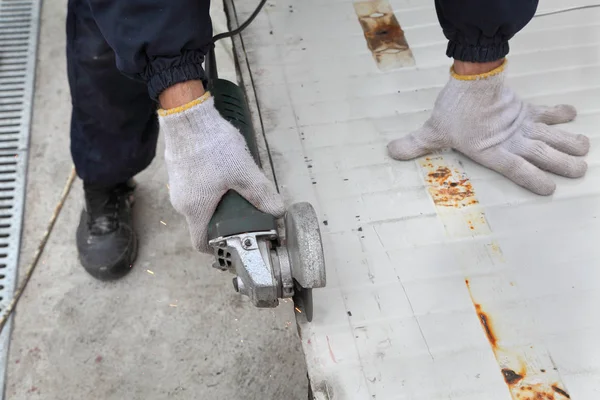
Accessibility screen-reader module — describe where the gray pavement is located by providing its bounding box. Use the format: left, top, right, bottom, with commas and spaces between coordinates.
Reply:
5, 1, 308, 399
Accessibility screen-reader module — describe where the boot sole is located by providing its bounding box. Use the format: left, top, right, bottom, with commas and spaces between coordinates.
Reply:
80, 231, 138, 281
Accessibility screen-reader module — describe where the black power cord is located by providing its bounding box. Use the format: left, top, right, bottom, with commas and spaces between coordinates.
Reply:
207, 0, 268, 82
213, 0, 268, 43
535, 4, 600, 17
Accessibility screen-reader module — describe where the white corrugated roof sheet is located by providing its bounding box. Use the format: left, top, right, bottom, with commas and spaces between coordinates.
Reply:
236, 0, 600, 398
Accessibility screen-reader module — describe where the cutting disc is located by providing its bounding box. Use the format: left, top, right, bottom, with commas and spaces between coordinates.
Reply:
284, 202, 326, 288
285, 202, 326, 322
293, 282, 313, 322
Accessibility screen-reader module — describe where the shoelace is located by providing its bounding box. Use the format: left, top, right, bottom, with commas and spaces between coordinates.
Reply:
84, 182, 132, 233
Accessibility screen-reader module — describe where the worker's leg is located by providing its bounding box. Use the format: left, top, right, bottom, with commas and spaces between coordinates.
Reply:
66, 0, 157, 280
66, 0, 158, 187
434, 0, 538, 64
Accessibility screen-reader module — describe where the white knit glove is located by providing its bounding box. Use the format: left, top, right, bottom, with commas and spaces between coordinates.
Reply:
159, 94, 285, 253
387, 61, 590, 195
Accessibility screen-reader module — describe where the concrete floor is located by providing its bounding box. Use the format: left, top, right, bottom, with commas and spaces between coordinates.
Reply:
5, 1, 307, 399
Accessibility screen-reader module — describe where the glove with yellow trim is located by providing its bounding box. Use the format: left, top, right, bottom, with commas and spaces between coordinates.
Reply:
387, 60, 590, 195
159, 93, 285, 253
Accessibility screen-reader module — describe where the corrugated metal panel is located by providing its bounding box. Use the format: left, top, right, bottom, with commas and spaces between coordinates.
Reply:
235, 0, 600, 398
0, 0, 39, 396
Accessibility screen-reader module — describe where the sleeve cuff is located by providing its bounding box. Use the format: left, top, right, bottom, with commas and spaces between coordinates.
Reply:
144, 50, 208, 101
446, 41, 509, 63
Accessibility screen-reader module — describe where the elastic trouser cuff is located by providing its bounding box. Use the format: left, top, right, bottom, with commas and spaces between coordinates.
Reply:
147, 63, 208, 101
446, 41, 509, 63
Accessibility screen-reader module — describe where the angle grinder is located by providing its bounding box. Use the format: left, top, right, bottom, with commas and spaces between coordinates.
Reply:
204, 47, 326, 321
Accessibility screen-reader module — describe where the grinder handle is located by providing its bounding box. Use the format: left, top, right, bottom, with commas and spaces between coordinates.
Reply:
207, 78, 278, 241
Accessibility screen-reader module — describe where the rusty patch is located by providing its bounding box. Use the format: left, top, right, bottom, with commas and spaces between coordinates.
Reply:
428, 157, 569, 400
466, 281, 499, 349
552, 386, 570, 398
466, 279, 571, 400
354, 0, 415, 70
501, 361, 572, 399
424, 166, 477, 207
511, 383, 571, 399
475, 304, 498, 349
502, 368, 524, 385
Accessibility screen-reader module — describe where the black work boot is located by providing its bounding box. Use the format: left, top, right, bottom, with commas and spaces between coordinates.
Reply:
76, 180, 138, 281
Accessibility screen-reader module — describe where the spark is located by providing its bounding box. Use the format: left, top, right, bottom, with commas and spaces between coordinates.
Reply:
160, 221, 167, 226
169, 304, 177, 307
295, 307, 302, 313
166, 184, 170, 190
146, 269, 155, 275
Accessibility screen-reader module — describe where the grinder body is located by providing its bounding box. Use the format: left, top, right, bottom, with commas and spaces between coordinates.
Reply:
205, 61, 326, 319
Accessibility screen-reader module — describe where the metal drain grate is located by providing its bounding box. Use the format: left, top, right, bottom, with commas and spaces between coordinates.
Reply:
0, 0, 40, 396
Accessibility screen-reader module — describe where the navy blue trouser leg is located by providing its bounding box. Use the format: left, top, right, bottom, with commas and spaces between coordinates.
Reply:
66, 0, 159, 187
435, 0, 538, 62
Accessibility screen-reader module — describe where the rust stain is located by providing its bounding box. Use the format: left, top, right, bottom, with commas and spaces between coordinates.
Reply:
466, 280, 498, 349
551, 386, 570, 398
428, 157, 570, 400
465, 279, 571, 400
502, 368, 524, 385
354, 0, 415, 70
423, 165, 478, 207
475, 303, 498, 349
429, 166, 451, 180
510, 383, 571, 399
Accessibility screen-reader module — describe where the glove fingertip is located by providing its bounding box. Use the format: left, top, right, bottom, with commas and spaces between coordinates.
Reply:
574, 134, 591, 156
255, 187, 286, 217
532, 181, 556, 196
236, 176, 286, 218
180, 198, 222, 254
387, 137, 428, 160
189, 219, 212, 254
569, 159, 588, 179
559, 104, 577, 120
512, 171, 556, 196
262, 195, 286, 218
533, 104, 577, 125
